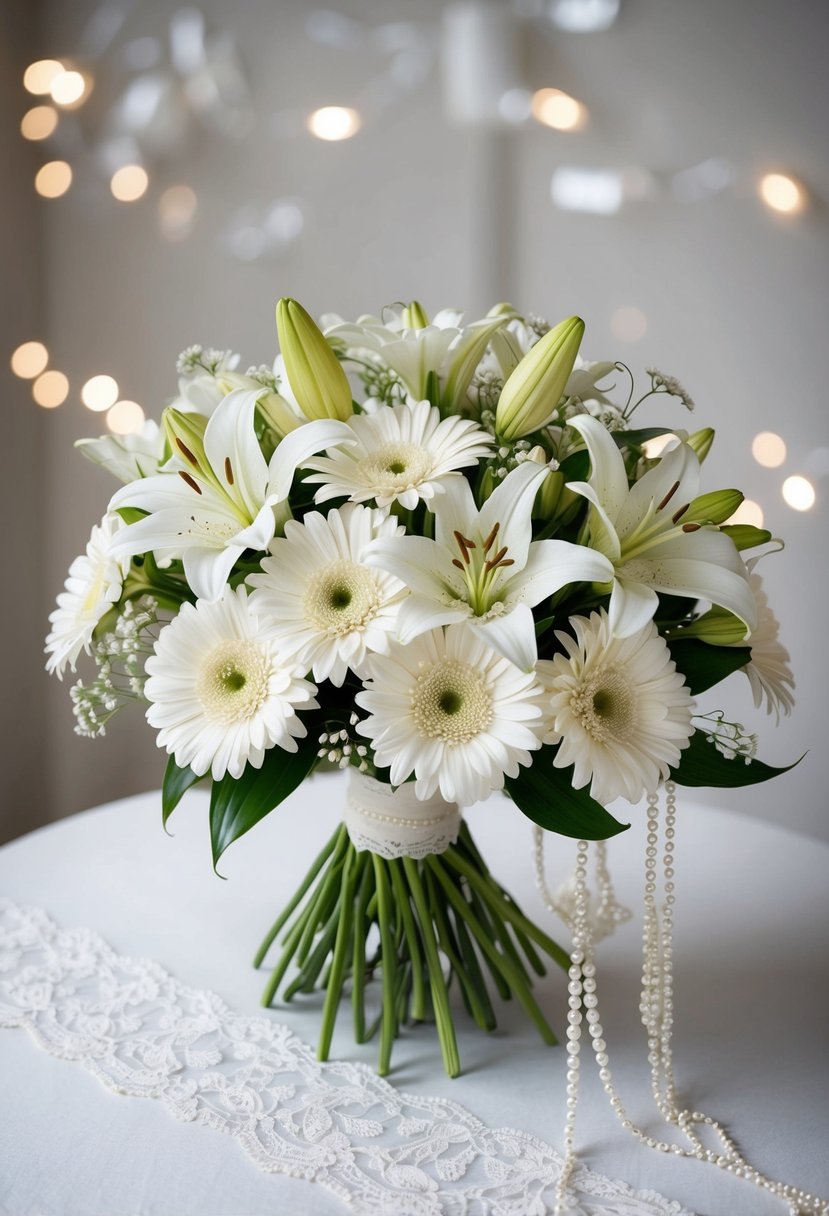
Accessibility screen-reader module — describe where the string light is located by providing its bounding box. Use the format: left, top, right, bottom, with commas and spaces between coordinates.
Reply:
751, 431, 786, 468
110, 165, 149, 202
11, 341, 49, 379
307, 106, 361, 140
20, 106, 59, 141
81, 375, 119, 412
532, 88, 587, 131
35, 161, 72, 198
106, 400, 145, 434
759, 173, 805, 215
32, 370, 69, 408
23, 60, 64, 95
782, 475, 815, 511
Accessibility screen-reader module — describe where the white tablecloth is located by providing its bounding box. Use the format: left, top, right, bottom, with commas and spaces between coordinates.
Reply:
1, 773, 827, 1216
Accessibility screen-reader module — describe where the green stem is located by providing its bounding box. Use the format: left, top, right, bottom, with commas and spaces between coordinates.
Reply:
253, 826, 344, 967
403, 857, 461, 1078
426, 855, 558, 1046
317, 847, 359, 1062
352, 853, 375, 1043
444, 847, 571, 971
388, 858, 427, 1022
373, 854, 398, 1076
425, 863, 494, 1032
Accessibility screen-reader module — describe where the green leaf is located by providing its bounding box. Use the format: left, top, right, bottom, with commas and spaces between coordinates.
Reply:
559, 449, 590, 481
670, 730, 802, 788
668, 639, 751, 695
505, 746, 629, 840
115, 506, 147, 525
209, 732, 320, 871
612, 427, 673, 448
162, 756, 204, 829
721, 524, 773, 551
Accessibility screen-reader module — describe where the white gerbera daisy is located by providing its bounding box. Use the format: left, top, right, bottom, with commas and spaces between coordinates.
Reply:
302, 398, 494, 510
355, 625, 545, 805
248, 503, 407, 686
45, 514, 130, 679
737, 570, 795, 721
144, 586, 318, 780
538, 609, 694, 805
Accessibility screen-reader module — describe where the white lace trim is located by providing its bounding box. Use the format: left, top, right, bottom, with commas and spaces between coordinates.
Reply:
0, 897, 695, 1216
345, 771, 462, 859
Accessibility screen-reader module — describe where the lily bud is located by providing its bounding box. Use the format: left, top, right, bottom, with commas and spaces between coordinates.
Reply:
683, 489, 744, 525
256, 391, 303, 439
495, 315, 585, 440
534, 469, 563, 521
674, 607, 750, 645
276, 297, 353, 422
686, 427, 715, 463
401, 300, 429, 329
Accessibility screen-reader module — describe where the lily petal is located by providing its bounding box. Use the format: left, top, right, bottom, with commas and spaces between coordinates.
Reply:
616, 440, 700, 540
365, 535, 466, 600
203, 389, 269, 520
396, 594, 468, 643
270, 418, 355, 501
624, 555, 757, 635
505, 539, 614, 608
469, 603, 538, 671
184, 544, 243, 602
566, 480, 622, 561
432, 474, 479, 552
477, 461, 548, 572
568, 414, 629, 523
608, 578, 660, 638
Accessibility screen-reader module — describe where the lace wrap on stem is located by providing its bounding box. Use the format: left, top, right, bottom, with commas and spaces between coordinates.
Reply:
344, 770, 461, 859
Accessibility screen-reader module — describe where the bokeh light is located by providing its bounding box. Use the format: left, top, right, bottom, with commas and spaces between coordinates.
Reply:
32, 370, 69, 408
532, 88, 588, 131
23, 60, 64, 95
35, 161, 72, 199
11, 341, 49, 379
759, 173, 805, 215
610, 305, 648, 342
158, 185, 198, 240
81, 375, 120, 412
782, 475, 816, 511
50, 69, 88, 107
106, 400, 146, 434
307, 106, 361, 141
20, 106, 59, 141
728, 498, 764, 528
110, 165, 149, 202
751, 431, 787, 468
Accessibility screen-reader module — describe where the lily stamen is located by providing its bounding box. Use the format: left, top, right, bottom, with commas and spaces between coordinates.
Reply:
224, 457, 234, 486
176, 438, 199, 466
482, 522, 500, 555
657, 480, 681, 512
672, 502, 690, 524
179, 471, 202, 495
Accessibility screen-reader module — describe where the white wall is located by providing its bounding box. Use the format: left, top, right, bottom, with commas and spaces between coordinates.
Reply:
11, 0, 828, 840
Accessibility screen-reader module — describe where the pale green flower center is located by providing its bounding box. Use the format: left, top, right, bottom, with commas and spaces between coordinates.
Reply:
411, 659, 493, 745
197, 640, 270, 723
570, 665, 637, 742
304, 559, 380, 636
362, 441, 433, 494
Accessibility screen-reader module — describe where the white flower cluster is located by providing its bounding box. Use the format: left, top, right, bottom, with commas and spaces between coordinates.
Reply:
47, 299, 794, 810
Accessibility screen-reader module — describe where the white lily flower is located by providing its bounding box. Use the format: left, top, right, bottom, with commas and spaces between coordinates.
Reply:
567, 414, 757, 639
75, 420, 166, 484
365, 461, 613, 671
109, 390, 353, 602
325, 308, 508, 409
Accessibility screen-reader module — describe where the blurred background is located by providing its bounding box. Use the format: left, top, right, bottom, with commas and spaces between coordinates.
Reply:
2, 0, 827, 845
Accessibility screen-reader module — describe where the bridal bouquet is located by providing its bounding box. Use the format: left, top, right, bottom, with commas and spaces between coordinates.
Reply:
46, 299, 794, 1077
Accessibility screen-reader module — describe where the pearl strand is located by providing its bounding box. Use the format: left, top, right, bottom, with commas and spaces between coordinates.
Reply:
537, 785, 829, 1216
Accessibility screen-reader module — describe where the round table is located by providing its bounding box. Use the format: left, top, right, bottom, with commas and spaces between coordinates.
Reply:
1, 774, 827, 1215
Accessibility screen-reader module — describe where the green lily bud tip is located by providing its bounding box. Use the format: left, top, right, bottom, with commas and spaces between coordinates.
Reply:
495, 315, 585, 441
276, 297, 353, 422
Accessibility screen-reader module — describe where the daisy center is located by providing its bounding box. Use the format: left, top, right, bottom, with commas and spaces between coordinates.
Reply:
304, 559, 380, 636
197, 640, 270, 723
411, 659, 493, 745
362, 442, 433, 493
570, 665, 638, 742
